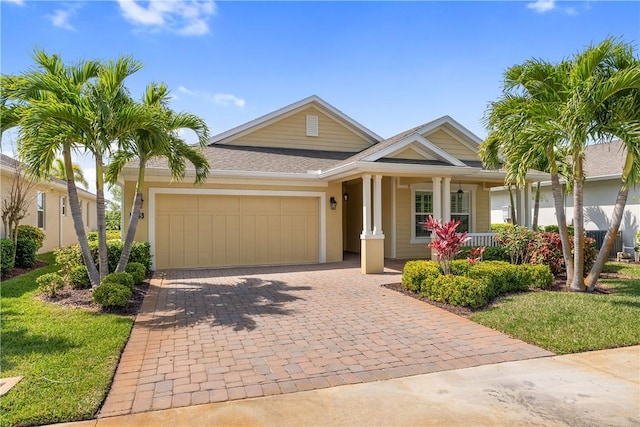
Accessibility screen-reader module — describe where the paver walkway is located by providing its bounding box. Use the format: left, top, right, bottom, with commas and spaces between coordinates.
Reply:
99, 257, 553, 417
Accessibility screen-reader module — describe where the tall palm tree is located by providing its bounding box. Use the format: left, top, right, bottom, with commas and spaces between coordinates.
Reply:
7, 50, 103, 286
51, 157, 89, 188
106, 83, 210, 272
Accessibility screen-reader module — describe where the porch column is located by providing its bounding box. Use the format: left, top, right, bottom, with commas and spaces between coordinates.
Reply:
361, 174, 384, 274
443, 177, 451, 221
373, 175, 383, 236
432, 177, 442, 222
519, 186, 527, 227
361, 174, 372, 236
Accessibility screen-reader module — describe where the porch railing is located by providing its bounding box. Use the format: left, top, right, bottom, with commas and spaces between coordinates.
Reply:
467, 232, 498, 247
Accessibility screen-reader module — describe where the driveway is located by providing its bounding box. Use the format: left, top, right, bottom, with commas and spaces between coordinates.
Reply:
99, 257, 552, 418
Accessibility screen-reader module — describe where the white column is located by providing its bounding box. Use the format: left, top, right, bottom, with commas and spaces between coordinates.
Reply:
373, 175, 383, 236
432, 177, 442, 222
361, 174, 372, 236
519, 186, 526, 227
443, 177, 451, 221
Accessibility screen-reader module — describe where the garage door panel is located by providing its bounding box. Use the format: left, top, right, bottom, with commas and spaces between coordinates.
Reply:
155, 194, 319, 269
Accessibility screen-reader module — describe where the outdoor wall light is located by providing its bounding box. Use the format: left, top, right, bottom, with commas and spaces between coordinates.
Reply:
343, 193, 349, 202
330, 197, 338, 210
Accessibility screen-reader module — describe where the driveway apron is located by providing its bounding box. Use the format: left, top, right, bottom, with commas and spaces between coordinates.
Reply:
99, 258, 552, 417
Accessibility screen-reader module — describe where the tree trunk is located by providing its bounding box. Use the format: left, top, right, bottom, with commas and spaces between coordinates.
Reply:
115, 163, 145, 273
95, 155, 109, 281
585, 153, 633, 291
571, 157, 585, 292
550, 172, 574, 283
532, 182, 540, 231
63, 146, 100, 287
508, 184, 518, 225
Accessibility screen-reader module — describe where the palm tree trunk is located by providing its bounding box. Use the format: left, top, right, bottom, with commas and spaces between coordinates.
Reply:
585, 153, 633, 291
571, 157, 585, 291
116, 163, 145, 273
95, 155, 109, 281
63, 146, 100, 287
508, 184, 518, 225
550, 172, 574, 283
532, 182, 540, 230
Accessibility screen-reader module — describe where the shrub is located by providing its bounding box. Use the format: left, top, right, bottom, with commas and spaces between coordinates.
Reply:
70, 265, 90, 289
1, 239, 15, 276
92, 282, 132, 308
519, 264, 554, 289
493, 225, 536, 265
15, 237, 36, 268
482, 246, 509, 262
17, 225, 45, 251
37, 272, 64, 298
428, 275, 490, 308
125, 262, 146, 285
490, 223, 514, 233
55, 245, 84, 286
88, 230, 121, 242
86, 240, 151, 273
424, 216, 469, 275
529, 232, 597, 277
402, 260, 441, 292
101, 271, 134, 290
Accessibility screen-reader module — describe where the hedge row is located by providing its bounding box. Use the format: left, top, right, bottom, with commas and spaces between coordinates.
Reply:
402, 260, 553, 308
55, 240, 152, 274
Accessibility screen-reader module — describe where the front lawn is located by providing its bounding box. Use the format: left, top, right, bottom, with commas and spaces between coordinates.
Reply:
0, 253, 134, 427
470, 262, 640, 354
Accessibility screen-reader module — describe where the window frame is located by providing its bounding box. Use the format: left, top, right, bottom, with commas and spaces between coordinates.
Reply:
37, 191, 45, 229
410, 183, 434, 244
450, 190, 471, 233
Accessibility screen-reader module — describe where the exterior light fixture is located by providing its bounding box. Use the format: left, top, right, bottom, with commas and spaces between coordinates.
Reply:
343, 193, 349, 202
330, 197, 337, 210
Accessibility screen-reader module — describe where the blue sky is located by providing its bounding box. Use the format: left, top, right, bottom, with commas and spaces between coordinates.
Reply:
2, 0, 639, 195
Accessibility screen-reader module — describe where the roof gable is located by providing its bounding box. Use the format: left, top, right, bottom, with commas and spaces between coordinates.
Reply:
209, 95, 382, 152
362, 133, 466, 166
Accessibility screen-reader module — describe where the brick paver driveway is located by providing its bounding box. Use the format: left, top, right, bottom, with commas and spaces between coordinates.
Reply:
99, 257, 553, 417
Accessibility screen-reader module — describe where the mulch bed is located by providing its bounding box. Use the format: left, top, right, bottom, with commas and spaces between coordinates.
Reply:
384, 270, 625, 318
2, 260, 48, 280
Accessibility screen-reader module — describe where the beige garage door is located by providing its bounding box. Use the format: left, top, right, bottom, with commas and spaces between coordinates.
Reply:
155, 194, 319, 269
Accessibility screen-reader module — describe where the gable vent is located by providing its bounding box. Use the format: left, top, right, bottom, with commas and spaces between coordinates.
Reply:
306, 115, 319, 137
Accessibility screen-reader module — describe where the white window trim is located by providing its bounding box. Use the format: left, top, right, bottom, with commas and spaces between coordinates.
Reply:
410, 183, 433, 244
148, 187, 327, 271
37, 191, 45, 229
450, 190, 471, 233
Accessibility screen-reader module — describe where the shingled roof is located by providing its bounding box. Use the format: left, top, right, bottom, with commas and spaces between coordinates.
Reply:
583, 140, 626, 177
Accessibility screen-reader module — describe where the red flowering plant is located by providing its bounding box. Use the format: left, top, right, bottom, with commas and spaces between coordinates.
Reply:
467, 246, 487, 266
423, 216, 470, 275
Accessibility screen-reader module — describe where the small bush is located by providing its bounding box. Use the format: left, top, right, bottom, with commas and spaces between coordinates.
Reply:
429, 275, 490, 308
92, 282, 132, 308
490, 224, 514, 233
456, 246, 509, 262
125, 262, 146, 285
402, 260, 441, 293
1, 239, 15, 276
70, 265, 90, 289
101, 271, 134, 290
86, 240, 151, 273
17, 225, 45, 251
519, 264, 554, 289
15, 237, 36, 268
37, 272, 64, 298
494, 225, 537, 265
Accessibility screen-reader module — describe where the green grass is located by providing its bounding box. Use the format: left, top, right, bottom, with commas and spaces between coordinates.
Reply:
0, 253, 134, 427
471, 262, 640, 354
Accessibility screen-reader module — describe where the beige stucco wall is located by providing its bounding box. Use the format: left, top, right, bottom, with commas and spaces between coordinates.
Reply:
124, 179, 344, 266
225, 107, 372, 152
1, 169, 96, 253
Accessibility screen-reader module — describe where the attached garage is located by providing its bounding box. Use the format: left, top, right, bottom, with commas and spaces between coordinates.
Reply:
151, 190, 324, 269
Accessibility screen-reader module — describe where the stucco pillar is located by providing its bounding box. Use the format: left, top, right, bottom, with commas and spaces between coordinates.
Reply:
361, 174, 372, 236
443, 177, 451, 222
361, 174, 384, 274
373, 175, 383, 236
432, 177, 442, 222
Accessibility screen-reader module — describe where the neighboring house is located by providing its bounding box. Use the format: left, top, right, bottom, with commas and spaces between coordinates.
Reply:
0, 154, 97, 253
119, 95, 543, 273
490, 140, 638, 248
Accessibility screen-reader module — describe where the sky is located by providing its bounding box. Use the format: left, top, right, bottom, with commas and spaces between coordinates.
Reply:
1, 0, 639, 197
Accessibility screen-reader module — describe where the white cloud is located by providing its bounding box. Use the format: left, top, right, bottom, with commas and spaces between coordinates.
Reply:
2, 0, 25, 5
46, 6, 79, 31
527, 0, 555, 13
179, 86, 245, 108
213, 93, 245, 108
117, 0, 215, 36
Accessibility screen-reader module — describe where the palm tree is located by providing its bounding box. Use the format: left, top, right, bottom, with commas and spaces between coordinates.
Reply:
106, 82, 209, 273
51, 157, 89, 188
7, 50, 103, 286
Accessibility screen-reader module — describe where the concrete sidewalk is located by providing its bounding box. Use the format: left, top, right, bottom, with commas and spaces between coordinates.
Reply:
61, 345, 639, 427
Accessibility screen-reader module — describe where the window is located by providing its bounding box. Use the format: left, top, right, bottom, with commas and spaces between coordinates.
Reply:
61, 197, 67, 216
85, 202, 90, 226
414, 191, 433, 239
451, 191, 470, 232
37, 191, 45, 229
